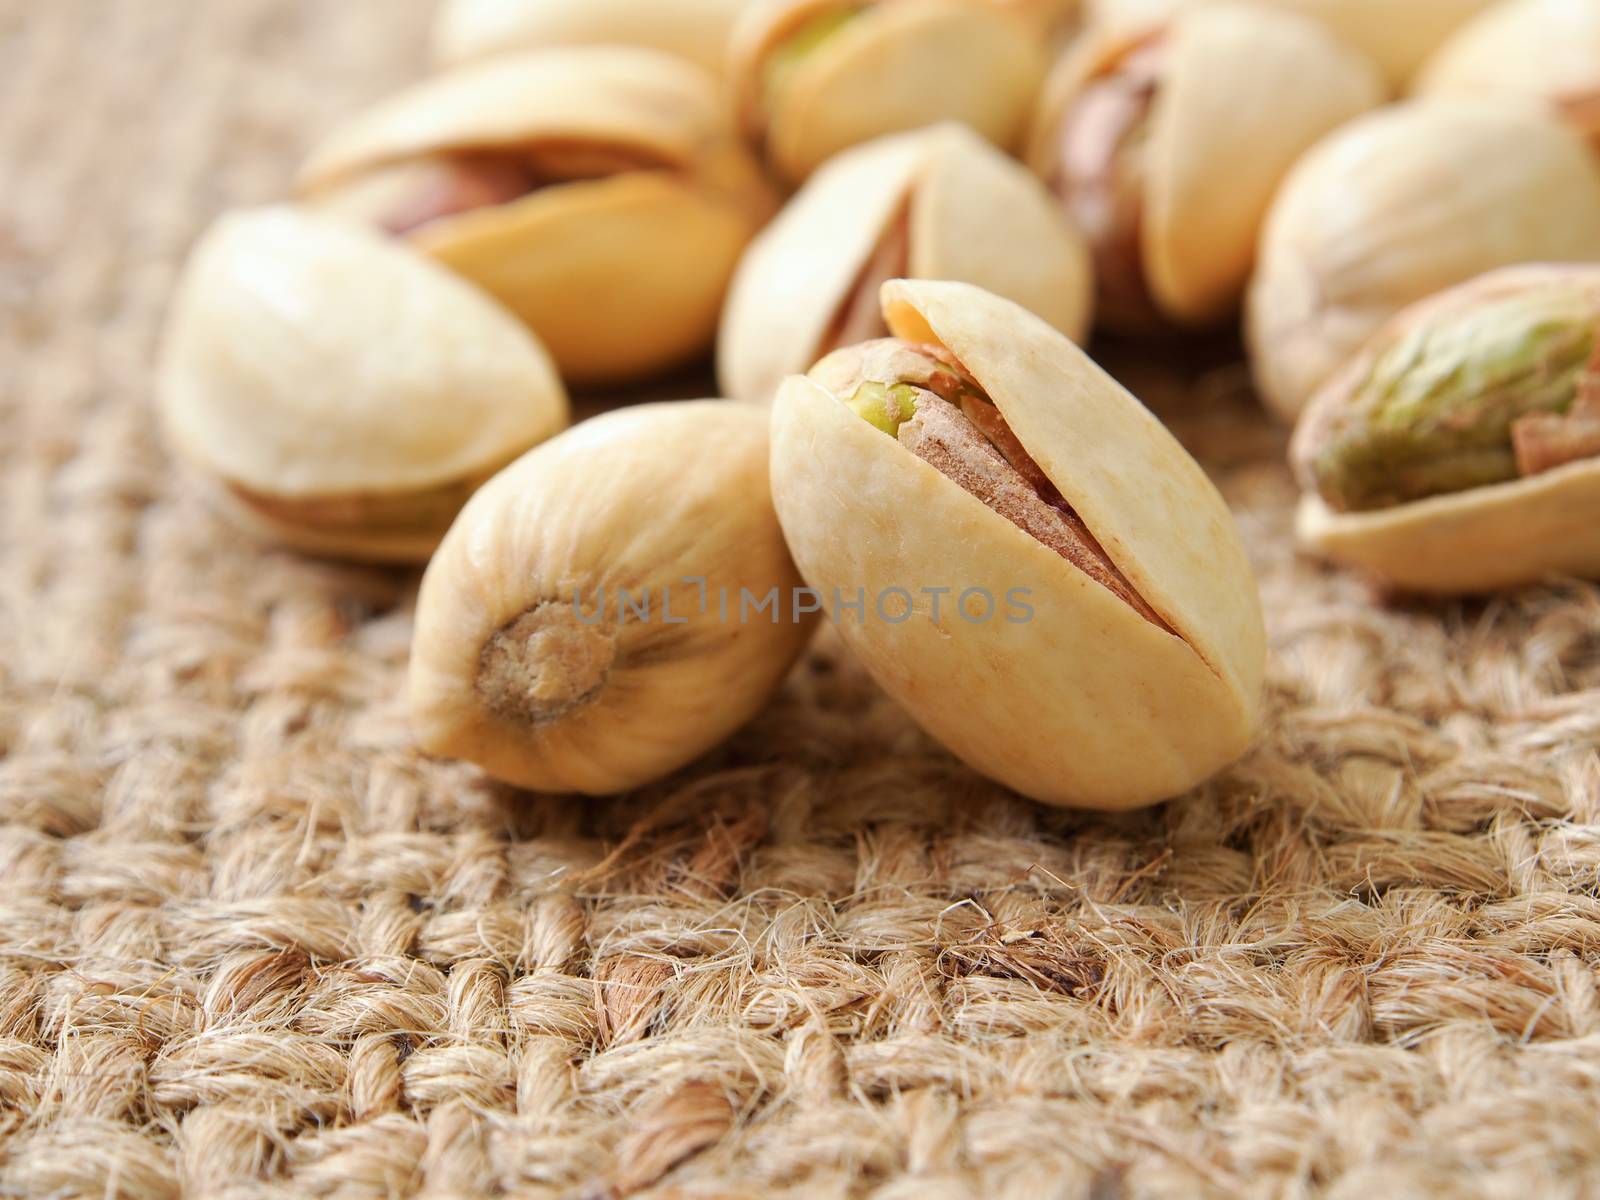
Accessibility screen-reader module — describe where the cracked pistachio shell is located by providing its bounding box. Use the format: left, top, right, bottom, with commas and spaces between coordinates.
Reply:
299, 48, 776, 388
159, 207, 568, 563
1247, 100, 1600, 423
1029, 2, 1381, 325
1415, 0, 1600, 136
1293, 264, 1600, 593
769, 279, 1265, 810
730, 0, 1046, 185
718, 124, 1094, 404
409, 402, 815, 795
432, 0, 751, 75
1085, 0, 1496, 87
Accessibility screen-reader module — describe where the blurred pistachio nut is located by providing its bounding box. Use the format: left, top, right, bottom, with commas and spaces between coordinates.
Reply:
770, 280, 1266, 810
1085, 0, 1496, 88
730, 0, 1046, 186
1415, 0, 1600, 140
409, 402, 815, 795
432, 0, 751, 75
1293, 264, 1600, 593
1029, 3, 1380, 329
299, 48, 776, 387
1247, 101, 1600, 423
719, 124, 1093, 404
159, 207, 568, 563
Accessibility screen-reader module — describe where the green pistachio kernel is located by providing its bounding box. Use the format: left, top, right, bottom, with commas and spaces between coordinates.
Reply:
1310, 288, 1598, 513
762, 6, 867, 120
846, 381, 923, 436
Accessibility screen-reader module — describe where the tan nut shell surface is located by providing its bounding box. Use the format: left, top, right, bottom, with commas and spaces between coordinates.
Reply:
1033, 3, 1381, 325
718, 124, 1093, 404
1415, 0, 1600, 111
160, 207, 567, 552
1246, 101, 1600, 422
732, 0, 1045, 184
432, 0, 750, 76
770, 280, 1265, 809
299, 49, 773, 387
410, 402, 814, 796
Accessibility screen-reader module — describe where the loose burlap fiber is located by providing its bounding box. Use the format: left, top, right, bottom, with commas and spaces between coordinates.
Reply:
5, 2, 1600, 1197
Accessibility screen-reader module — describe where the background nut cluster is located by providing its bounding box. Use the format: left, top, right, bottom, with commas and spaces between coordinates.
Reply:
160, 0, 1600, 809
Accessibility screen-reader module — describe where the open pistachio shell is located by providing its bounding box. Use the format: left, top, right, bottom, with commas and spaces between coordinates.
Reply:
409, 402, 815, 795
1085, 0, 1496, 88
1415, 0, 1600, 139
432, 0, 750, 76
1293, 263, 1600, 593
719, 123, 1094, 404
159, 207, 568, 563
769, 279, 1265, 810
299, 48, 775, 387
1247, 100, 1600, 423
730, 0, 1046, 186
1030, 2, 1380, 327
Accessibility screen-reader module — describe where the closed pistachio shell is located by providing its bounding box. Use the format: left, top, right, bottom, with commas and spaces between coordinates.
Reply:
1085, 0, 1496, 87
1030, 2, 1380, 327
1293, 263, 1600, 593
1415, 0, 1600, 138
432, 0, 750, 76
719, 124, 1094, 404
299, 48, 775, 387
731, 0, 1046, 185
770, 279, 1265, 810
159, 206, 568, 563
1247, 100, 1600, 423
409, 402, 815, 795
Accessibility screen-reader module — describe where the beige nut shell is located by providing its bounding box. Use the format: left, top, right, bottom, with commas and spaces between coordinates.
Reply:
770, 279, 1266, 810
1246, 100, 1600, 423
432, 0, 750, 76
159, 206, 568, 563
299, 48, 775, 387
1031, 2, 1382, 325
410, 402, 815, 796
1293, 263, 1600, 593
1414, 0, 1600, 126
719, 124, 1094, 404
731, 0, 1046, 185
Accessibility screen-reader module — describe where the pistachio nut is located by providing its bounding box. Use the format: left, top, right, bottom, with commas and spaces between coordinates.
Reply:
1085, 0, 1497, 88
298, 47, 776, 388
1415, 0, 1600, 142
1292, 264, 1600, 593
409, 402, 815, 794
1028, 2, 1380, 329
729, 0, 1046, 186
159, 207, 568, 563
719, 124, 1093, 404
1247, 100, 1600, 423
432, 0, 751, 76
770, 279, 1266, 810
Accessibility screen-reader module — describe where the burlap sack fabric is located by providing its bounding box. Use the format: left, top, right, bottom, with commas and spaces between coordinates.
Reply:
4, 1, 1600, 1196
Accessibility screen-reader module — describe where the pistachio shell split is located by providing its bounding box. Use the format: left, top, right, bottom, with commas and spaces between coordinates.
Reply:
1293, 264, 1600, 593
409, 402, 815, 795
770, 279, 1266, 810
299, 48, 776, 387
1247, 100, 1600, 423
1415, 0, 1600, 140
1029, 2, 1381, 328
159, 207, 568, 563
432, 0, 751, 76
718, 124, 1094, 404
730, 0, 1046, 186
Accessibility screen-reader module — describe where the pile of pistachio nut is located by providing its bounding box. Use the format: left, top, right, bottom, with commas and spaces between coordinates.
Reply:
160, 0, 1600, 809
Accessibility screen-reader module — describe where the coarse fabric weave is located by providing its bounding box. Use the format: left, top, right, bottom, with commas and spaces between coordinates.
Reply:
3, 2, 1600, 1197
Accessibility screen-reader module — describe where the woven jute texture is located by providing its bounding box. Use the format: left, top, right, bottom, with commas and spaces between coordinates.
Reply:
5, 2, 1600, 1197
